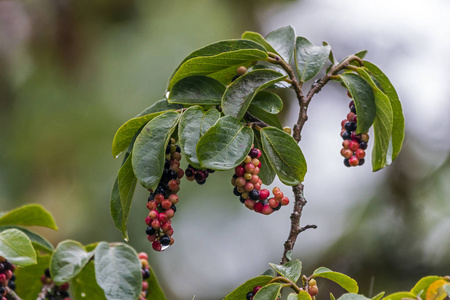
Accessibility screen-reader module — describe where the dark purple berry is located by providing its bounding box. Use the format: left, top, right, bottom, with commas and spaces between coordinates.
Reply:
171, 204, 177, 213
350, 104, 356, 113
169, 170, 178, 180
160, 235, 170, 246
232, 174, 238, 179
45, 268, 51, 278
185, 168, 195, 177
195, 171, 206, 182
146, 226, 156, 235
273, 201, 282, 211
207, 169, 215, 174
342, 131, 351, 140
344, 121, 357, 132
344, 158, 351, 167
249, 148, 258, 158
164, 159, 170, 169
0, 287, 5, 294
8, 280, 15, 290
165, 144, 171, 154
3, 261, 12, 271
249, 189, 259, 200
239, 195, 246, 203
246, 292, 254, 300
142, 268, 150, 280
0, 263, 4, 273
359, 142, 368, 150
231, 75, 239, 82
233, 187, 241, 196
358, 158, 365, 166
60, 291, 69, 297
349, 100, 354, 109
175, 145, 181, 153
148, 194, 154, 202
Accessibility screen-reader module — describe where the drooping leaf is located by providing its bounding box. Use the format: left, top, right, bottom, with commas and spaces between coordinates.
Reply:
168, 76, 226, 105
337, 294, 370, 300
50, 240, 94, 284
382, 292, 417, 300
265, 26, 296, 62
132, 111, 180, 190
248, 91, 284, 129
338, 73, 376, 134
145, 265, 167, 300
294, 37, 331, 82
242, 31, 279, 55
0, 228, 36, 266
312, 267, 358, 293
425, 280, 448, 300
112, 111, 165, 158
14, 254, 51, 299
168, 39, 268, 90
253, 283, 283, 300
136, 99, 183, 118
410, 276, 443, 299
197, 116, 253, 170
70, 261, 107, 300
269, 259, 302, 283
371, 291, 385, 300
224, 275, 273, 300
111, 153, 137, 241
254, 130, 275, 185
260, 127, 307, 185
356, 68, 394, 171
0, 225, 53, 253
179, 106, 220, 168
363, 61, 404, 162
222, 69, 286, 120
94, 242, 144, 300
0, 204, 58, 230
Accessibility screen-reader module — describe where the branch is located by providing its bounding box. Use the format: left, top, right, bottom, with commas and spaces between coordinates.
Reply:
5, 287, 22, 300
37, 283, 55, 300
268, 52, 362, 264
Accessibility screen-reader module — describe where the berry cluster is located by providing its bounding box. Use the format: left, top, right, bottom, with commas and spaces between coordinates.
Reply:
39, 268, 70, 300
145, 138, 183, 252
340, 98, 369, 167
246, 285, 261, 300
0, 257, 16, 300
185, 165, 214, 185
308, 279, 319, 297
137, 252, 151, 300
232, 147, 289, 215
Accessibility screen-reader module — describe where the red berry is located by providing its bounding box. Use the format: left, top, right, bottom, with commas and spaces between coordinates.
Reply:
309, 286, 319, 297
352, 115, 357, 123
161, 222, 172, 232
347, 112, 355, 121
168, 180, 178, 191
158, 212, 169, 223
236, 176, 246, 187
262, 205, 273, 215
348, 141, 359, 151
274, 191, 284, 201
250, 175, 259, 184
161, 199, 172, 210
351, 132, 361, 142
152, 241, 162, 251
244, 182, 254, 192
249, 148, 259, 158
341, 119, 348, 128
355, 149, 365, 159
60, 282, 70, 291
245, 163, 255, 173
244, 199, 256, 210
149, 210, 158, 219
5, 270, 12, 280
177, 169, 184, 179
0, 274, 7, 283
259, 189, 270, 200
147, 200, 157, 211
166, 209, 175, 218
251, 158, 260, 167
144, 217, 152, 226
235, 166, 245, 177
147, 234, 157, 242
255, 149, 262, 158
343, 149, 353, 159
281, 197, 289, 206
254, 182, 261, 190
155, 194, 164, 203
349, 156, 359, 166
151, 219, 161, 229
169, 194, 179, 204
252, 167, 260, 175
268, 198, 279, 209
254, 202, 264, 213
138, 252, 148, 260
342, 140, 350, 149
142, 281, 149, 291
253, 286, 262, 294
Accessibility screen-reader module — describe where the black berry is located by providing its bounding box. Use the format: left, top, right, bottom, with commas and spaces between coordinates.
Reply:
359, 142, 368, 150
249, 189, 259, 200
171, 204, 177, 213
160, 235, 170, 246
358, 158, 365, 166
185, 168, 194, 177
343, 158, 351, 167
233, 187, 241, 196
146, 226, 156, 235
344, 121, 357, 132
142, 268, 150, 280
342, 131, 351, 140
246, 291, 254, 300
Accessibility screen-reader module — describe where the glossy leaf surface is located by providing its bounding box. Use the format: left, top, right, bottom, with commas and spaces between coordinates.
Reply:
168, 76, 226, 105
0, 225, 53, 253
295, 37, 331, 82
0, 204, 58, 230
0, 228, 36, 266
71, 261, 107, 300
313, 267, 358, 293
266, 26, 296, 62
269, 259, 302, 283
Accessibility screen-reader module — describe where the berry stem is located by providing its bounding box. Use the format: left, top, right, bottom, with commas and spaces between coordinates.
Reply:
37, 282, 55, 300
267, 52, 363, 264
5, 287, 22, 300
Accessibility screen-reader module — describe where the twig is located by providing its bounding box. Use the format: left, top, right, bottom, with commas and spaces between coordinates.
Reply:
267, 52, 362, 264
37, 283, 55, 300
5, 287, 22, 300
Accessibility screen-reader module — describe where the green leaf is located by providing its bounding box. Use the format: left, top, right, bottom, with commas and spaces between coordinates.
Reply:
70, 261, 107, 300
136, 99, 182, 117
224, 275, 273, 300
330, 293, 337, 300
261, 268, 277, 277
254, 130, 276, 185
355, 51, 368, 60
253, 283, 283, 300
110, 153, 137, 241
0, 228, 36, 266
222, 69, 286, 120
168, 39, 268, 90
50, 240, 94, 284
410, 276, 443, 299
179, 106, 220, 168
94, 242, 143, 300
371, 291, 385, 300
146, 265, 167, 300
338, 73, 376, 134
288, 292, 312, 300
337, 294, 370, 300
355, 68, 394, 171
197, 116, 253, 170
248, 91, 284, 129
0, 225, 53, 253
266, 26, 296, 62
0, 204, 58, 230
324, 41, 336, 65
242, 31, 279, 55
269, 259, 302, 283
112, 111, 165, 158
132, 111, 180, 190
363, 61, 404, 162
15, 254, 51, 299
382, 292, 417, 300
313, 267, 358, 293
260, 127, 307, 185
294, 36, 331, 82
168, 76, 226, 106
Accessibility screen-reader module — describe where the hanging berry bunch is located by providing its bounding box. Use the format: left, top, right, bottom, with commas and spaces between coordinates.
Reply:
232, 147, 290, 215
340, 95, 369, 167
145, 138, 182, 251
137, 252, 151, 300
38, 268, 70, 300
0, 257, 15, 300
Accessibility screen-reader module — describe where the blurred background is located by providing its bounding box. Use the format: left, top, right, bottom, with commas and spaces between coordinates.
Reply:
1, 0, 449, 299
